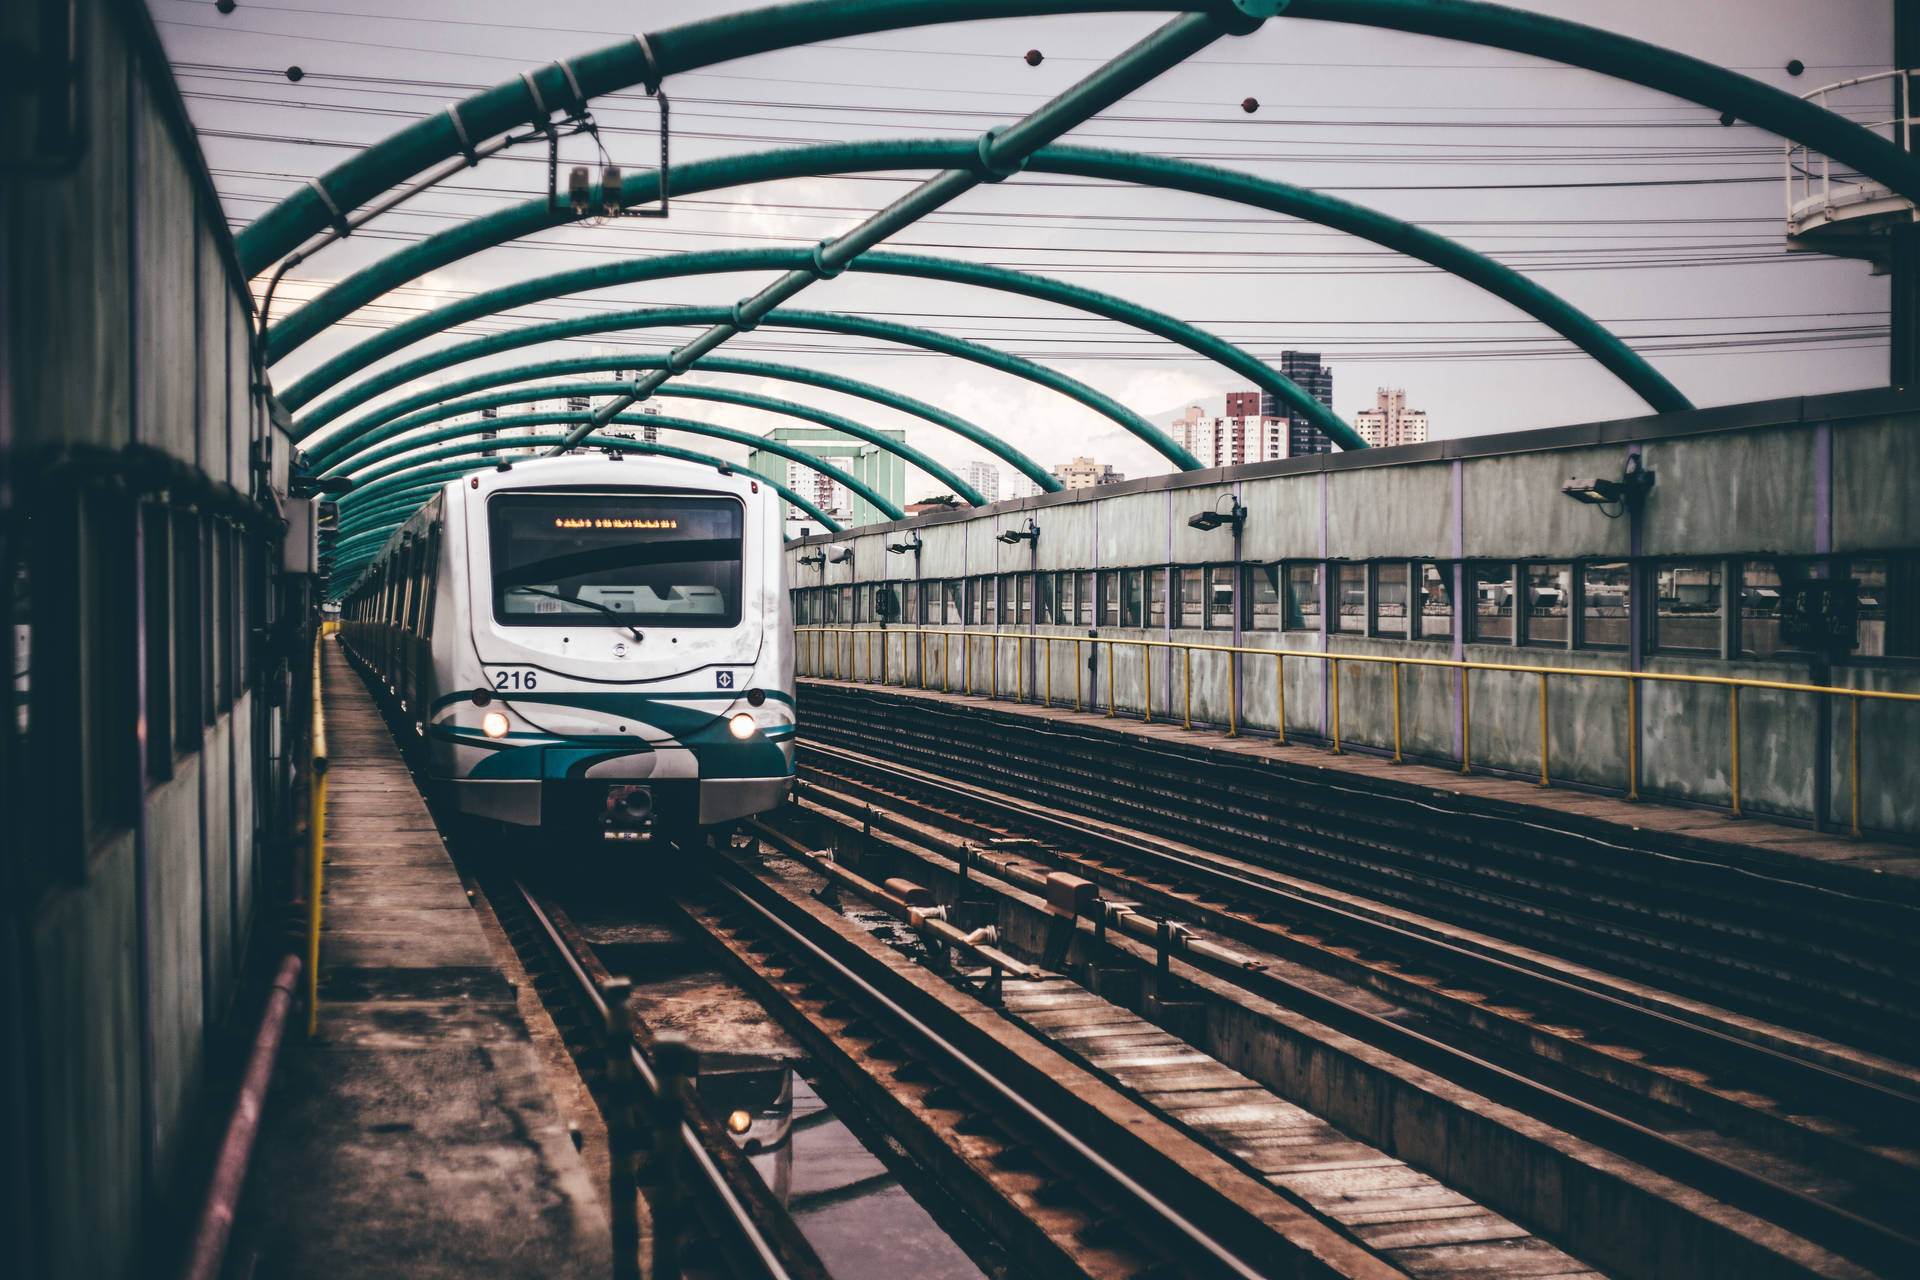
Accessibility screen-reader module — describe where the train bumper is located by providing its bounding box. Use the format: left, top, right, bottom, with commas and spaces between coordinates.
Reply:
445, 776, 790, 829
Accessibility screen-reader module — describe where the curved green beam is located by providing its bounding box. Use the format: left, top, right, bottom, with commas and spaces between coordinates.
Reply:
338, 412, 902, 518
275, 246, 1357, 447
239, 0, 1920, 278
289, 306, 1180, 476
316, 380, 985, 506
275, 143, 1685, 419
305, 355, 1020, 488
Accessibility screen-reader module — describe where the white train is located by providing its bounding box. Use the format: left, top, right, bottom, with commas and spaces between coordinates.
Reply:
339, 453, 795, 843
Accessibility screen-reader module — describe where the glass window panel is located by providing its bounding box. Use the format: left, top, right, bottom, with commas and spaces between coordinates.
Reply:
1333, 564, 1366, 634
1524, 562, 1572, 646
982, 576, 997, 625
1739, 558, 1802, 658
1076, 572, 1094, 626
1102, 571, 1120, 626
1116, 570, 1139, 627
143, 506, 172, 777
1580, 561, 1630, 649
1373, 562, 1409, 637
172, 510, 203, 750
876, 581, 900, 623
1207, 566, 1235, 630
1284, 563, 1321, 630
1175, 568, 1203, 629
1654, 560, 1723, 653
1469, 564, 1514, 643
1245, 564, 1280, 631
1147, 568, 1164, 628
944, 579, 964, 625
1417, 562, 1453, 641
1036, 572, 1055, 625
1851, 559, 1887, 657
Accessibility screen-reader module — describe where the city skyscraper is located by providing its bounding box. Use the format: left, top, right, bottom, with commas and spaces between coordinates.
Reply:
1354, 388, 1429, 448
963, 460, 1000, 503
1260, 352, 1336, 456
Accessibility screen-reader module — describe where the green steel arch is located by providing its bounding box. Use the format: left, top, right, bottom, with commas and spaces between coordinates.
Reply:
271, 144, 1683, 416
239, 0, 1920, 281
287, 305, 1201, 472
275, 245, 1356, 445
302, 356, 1043, 492
316, 380, 985, 506
341, 411, 903, 519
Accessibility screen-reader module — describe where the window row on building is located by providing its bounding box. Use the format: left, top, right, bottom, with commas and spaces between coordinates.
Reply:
791, 554, 1916, 660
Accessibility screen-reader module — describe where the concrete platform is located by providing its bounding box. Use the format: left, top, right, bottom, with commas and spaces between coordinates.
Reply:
799, 677, 1920, 896
227, 638, 609, 1279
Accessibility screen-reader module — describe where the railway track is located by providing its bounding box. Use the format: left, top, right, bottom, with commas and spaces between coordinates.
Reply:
782, 737, 1920, 1280
795, 687, 1920, 1065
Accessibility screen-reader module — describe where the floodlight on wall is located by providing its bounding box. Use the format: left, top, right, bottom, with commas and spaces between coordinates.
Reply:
1187, 500, 1246, 533
568, 166, 591, 216
828, 546, 854, 564
887, 536, 923, 556
995, 519, 1039, 546
289, 474, 355, 497
797, 550, 826, 567
1562, 455, 1654, 516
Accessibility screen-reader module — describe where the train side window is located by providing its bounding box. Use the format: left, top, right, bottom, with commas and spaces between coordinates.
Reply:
1283, 563, 1321, 631
1416, 562, 1453, 641
211, 523, 233, 712
1579, 561, 1630, 649
83, 491, 138, 841
421, 528, 442, 639
1468, 563, 1515, 644
1522, 562, 1572, 647
1652, 560, 1724, 655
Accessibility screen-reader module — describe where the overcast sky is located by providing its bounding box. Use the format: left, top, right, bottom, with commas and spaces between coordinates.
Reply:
158, 0, 1894, 498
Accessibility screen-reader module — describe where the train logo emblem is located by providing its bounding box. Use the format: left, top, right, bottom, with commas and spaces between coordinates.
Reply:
716, 671, 735, 689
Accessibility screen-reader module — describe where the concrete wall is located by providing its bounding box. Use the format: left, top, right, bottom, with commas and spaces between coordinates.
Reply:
4, 3, 286, 1275
791, 392, 1920, 839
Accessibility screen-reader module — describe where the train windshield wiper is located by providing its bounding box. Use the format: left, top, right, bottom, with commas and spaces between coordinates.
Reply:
510, 585, 643, 641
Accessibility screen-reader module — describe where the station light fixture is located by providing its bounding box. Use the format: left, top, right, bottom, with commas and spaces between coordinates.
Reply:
828, 546, 854, 564
1187, 501, 1246, 533
886, 536, 923, 555
797, 550, 825, 567
567, 165, 592, 216
289, 474, 355, 497
995, 519, 1039, 546
1562, 455, 1654, 513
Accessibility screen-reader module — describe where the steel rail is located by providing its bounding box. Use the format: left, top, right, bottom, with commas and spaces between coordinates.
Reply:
513, 880, 796, 1280
702, 866, 1268, 1280
784, 744, 1920, 1277
800, 740, 1920, 1134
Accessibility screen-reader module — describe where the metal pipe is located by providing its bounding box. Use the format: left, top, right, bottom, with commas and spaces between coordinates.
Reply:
179, 953, 303, 1280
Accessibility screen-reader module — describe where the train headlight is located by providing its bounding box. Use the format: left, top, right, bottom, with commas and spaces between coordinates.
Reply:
727, 1109, 753, 1134
728, 712, 757, 739
482, 711, 510, 739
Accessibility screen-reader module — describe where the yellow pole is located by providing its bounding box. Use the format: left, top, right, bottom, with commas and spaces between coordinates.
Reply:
1107, 640, 1116, 717
1074, 639, 1082, 711
990, 636, 998, 699
1459, 668, 1471, 774
964, 634, 972, 694
1391, 662, 1404, 764
305, 632, 328, 1038
1729, 685, 1742, 817
1851, 694, 1862, 838
1276, 651, 1287, 746
1330, 658, 1343, 755
1182, 647, 1192, 729
1537, 671, 1550, 787
1016, 636, 1024, 703
1626, 678, 1639, 801
1046, 637, 1054, 707
943, 634, 950, 693
919, 631, 927, 690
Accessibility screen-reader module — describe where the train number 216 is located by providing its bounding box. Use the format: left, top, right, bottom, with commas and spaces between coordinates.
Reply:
491, 669, 539, 691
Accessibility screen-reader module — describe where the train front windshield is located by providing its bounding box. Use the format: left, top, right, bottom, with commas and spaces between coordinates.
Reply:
489, 493, 744, 628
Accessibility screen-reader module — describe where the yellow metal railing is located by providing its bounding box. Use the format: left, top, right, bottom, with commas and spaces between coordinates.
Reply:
797, 625, 1920, 838
305, 630, 330, 1038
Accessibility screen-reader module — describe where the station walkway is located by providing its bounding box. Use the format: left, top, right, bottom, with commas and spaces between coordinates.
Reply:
226, 638, 608, 1279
